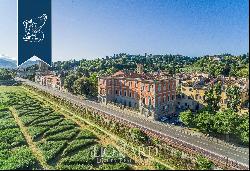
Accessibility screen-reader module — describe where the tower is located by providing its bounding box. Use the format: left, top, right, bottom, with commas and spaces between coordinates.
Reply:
137, 64, 143, 74
38, 60, 49, 73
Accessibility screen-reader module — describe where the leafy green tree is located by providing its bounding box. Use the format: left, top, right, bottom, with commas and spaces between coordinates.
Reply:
229, 63, 237, 77
73, 77, 86, 95
63, 74, 78, 93
213, 109, 239, 140
0, 69, 13, 80
179, 110, 194, 127
226, 86, 241, 112
87, 73, 98, 97
237, 114, 249, 144
237, 65, 249, 78
73, 77, 97, 97
195, 111, 214, 133
204, 83, 222, 113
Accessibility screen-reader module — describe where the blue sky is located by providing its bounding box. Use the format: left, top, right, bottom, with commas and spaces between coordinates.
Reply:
0, 0, 249, 61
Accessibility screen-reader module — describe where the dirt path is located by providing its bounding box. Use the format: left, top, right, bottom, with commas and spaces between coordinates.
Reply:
23, 86, 175, 170
9, 107, 53, 170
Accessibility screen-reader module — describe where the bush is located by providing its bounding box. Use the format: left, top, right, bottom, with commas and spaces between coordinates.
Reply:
0, 146, 37, 170
60, 145, 101, 165
27, 126, 49, 140
45, 129, 79, 141
195, 155, 214, 170
44, 125, 75, 137
76, 129, 97, 140
153, 161, 170, 170
37, 140, 67, 162
0, 128, 26, 149
129, 128, 148, 144
98, 163, 130, 170
62, 139, 97, 157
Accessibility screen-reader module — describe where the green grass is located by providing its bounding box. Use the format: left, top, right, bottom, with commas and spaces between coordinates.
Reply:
0, 146, 38, 170
0, 106, 39, 169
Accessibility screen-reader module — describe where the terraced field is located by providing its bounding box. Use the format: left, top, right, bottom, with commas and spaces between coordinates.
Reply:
0, 108, 39, 170
0, 87, 133, 170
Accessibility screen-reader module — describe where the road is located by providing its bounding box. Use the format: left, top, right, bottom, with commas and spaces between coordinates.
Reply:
16, 78, 249, 169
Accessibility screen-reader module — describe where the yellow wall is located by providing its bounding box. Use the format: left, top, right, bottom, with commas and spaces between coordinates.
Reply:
181, 85, 248, 110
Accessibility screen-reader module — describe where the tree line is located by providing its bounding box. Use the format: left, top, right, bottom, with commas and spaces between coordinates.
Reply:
180, 83, 249, 144
188, 53, 249, 78
0, 69, 14, 80
53, 53, 248, 98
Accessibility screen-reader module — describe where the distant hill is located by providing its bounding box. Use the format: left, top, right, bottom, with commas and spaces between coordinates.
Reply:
0, 56, 17, 69
0, 56, 42, 69
18, 60, 40, 68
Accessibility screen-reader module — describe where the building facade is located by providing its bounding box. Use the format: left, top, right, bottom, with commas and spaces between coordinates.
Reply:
98, 65, 177, 120
177, 76, 249, 112
35, 61, 63, 91
40, 75, 62, 90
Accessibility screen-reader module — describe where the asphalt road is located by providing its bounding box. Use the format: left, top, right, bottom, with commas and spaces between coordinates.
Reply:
16, 78, 249, 168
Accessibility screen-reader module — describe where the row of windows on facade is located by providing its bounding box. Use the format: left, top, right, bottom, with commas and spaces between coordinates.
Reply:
142, 95, 175, 106
112, 89, 174, 100
142, 99, 174, 112
113, 89, 175, 104
103, 79, 175, 92
178, 93, 205, 101
100, 88, 175, 103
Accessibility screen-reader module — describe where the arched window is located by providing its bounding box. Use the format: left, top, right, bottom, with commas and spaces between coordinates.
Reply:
163, 83, 166, 91
148, 97, 151, 106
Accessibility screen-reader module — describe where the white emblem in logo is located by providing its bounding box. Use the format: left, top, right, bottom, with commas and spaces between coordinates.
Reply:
23, 14, 47, 43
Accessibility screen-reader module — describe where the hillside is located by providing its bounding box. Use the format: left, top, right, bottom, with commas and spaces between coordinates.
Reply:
0, 57, 16, 69
182, 53, 249, 78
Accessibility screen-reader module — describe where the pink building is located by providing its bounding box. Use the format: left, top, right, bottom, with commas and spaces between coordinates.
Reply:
98, 65, 176, 120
